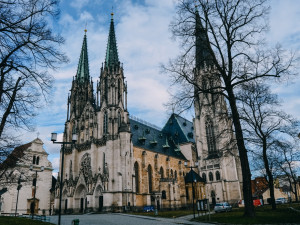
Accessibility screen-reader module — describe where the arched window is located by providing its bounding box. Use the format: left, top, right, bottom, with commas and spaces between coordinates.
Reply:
160, 167, 164, 178
36, 156, 39, 165
209, 172, 213, 181
162, 190, 167, 199
170, 169, 173, 178
118, 111, 121, 128
134, 162, 139, 193
118, 79, 121, 102
69, 160, 73, 177
148, 165, 153, 193
216, 171, 221, 180
174, 170, 177, 180
103, 111, 108, 134
32, 156, 36, 164
205, 118, 217, 154
105, 77, 108, 101
202, 173, 207, 182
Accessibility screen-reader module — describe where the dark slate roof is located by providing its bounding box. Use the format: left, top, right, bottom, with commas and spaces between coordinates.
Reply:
162, 113, 195, 144
185, 169, 205, 183
129, 118, 186, 160
130, 113, 195, 160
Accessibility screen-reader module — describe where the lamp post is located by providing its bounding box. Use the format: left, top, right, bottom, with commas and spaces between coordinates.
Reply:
30, 165, 44, 219
51, 132, 77, 225
15, 173, 23, 217
184, 161, 199, 219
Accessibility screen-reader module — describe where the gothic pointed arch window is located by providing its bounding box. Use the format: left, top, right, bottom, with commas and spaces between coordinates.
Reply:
202, 173, 207, 182
36, 156, 39, 165
209, 172, 213, 181
118, 111, 121, 128
103, 111, 108, 134
205, 118, 217, 156
148, 164, 153, 193
118, 79, 121, 102
69, 160, 73, 178
32, 156, 36, 164
160, 167, 164, 178
216, 171, 221, 181
105, 77, 108, 101
134, 162, 139, 193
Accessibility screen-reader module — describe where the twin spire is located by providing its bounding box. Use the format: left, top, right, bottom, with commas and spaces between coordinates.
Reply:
76, 12, 120, 83
76, 31, 90, 82
105, 12, 119, 68
195, 7, 214, 69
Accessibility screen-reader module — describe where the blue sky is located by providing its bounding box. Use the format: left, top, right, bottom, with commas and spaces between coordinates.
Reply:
19, 0, 300, 176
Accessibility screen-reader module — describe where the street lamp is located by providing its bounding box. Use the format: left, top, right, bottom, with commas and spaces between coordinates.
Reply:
51, 131, 77, 225
184, 161, 199, 219
15, 173, 23, 217
30, 165, 44, 219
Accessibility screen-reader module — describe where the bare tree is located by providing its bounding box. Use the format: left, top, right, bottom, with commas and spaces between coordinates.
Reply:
273, 138, 300, 202
163, 0, 297, 217
238, 81, 298, 209
0, 0, 68, 152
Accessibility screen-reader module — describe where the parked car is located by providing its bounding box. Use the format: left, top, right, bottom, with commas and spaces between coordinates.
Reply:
214, 202, 232, 213
275, 198, 287, 204
143, 206, 154, 212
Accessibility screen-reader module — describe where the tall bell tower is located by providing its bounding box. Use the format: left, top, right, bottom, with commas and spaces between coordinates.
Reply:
96, 13, 133, 209
193, 8, 243, 204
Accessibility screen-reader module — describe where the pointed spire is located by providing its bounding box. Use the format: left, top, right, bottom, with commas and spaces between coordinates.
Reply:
76, 31, 90, 83
105, 12, 119, 68
195, 7, 214, 69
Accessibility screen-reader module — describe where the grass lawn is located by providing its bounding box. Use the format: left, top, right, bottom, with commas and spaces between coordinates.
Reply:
0, 216, 54, 225
130, 209, 195, 218
195, 203, 300, 224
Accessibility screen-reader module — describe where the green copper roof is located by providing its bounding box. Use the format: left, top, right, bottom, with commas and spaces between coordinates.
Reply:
76, 33, 90, 82
195, 9, 214, 69
105, 14, 119, 68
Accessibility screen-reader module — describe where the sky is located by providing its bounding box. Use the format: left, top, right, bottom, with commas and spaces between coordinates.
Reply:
19, 0, 300, 177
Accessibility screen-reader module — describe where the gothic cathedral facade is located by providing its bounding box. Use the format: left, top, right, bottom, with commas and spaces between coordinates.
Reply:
54, 12, 242, 213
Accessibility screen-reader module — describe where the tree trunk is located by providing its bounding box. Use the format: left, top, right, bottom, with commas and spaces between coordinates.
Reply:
0, 77, 21, 138
262, 137, 276, 210
227, 86, 255, 217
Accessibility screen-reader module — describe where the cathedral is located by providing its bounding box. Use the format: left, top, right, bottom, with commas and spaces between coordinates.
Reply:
54, 12, 242, 213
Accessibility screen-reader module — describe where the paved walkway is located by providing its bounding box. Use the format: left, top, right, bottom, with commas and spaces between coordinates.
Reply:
49, 213, 213, 225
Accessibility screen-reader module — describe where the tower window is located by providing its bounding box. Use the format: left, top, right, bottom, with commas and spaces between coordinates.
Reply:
118, 111, 121, 128
205, 118, 217, 155
32, 156, 36, 165
36, 156, 39, 165
103, 111, 108, 134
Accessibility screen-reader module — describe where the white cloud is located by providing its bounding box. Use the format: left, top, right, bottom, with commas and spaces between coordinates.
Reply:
70, 0, 90, 10
17, 0, 300, 176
